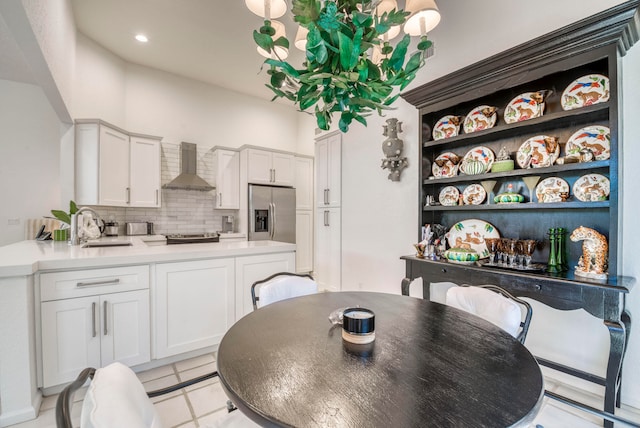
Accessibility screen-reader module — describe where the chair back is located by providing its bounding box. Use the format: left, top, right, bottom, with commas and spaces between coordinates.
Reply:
445, 284, 532, 344
251, 272, 317, 310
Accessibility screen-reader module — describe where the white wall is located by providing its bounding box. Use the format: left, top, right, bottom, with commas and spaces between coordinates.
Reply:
0, 79, 62, 246
336, 0, 640, 408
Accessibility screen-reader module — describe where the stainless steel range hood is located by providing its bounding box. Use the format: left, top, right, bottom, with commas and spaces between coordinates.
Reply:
163, 142, 214, 191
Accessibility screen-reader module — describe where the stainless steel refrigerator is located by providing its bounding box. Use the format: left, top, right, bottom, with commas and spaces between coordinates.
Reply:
248, 184, 296, 243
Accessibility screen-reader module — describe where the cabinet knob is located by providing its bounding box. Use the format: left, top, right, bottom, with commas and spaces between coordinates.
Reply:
533, 284, 542, 291
441, 268, 447, 273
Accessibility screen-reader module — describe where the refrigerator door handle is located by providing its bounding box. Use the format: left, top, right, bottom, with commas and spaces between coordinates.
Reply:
269, 202, 275, 240
272, 202, 277, 240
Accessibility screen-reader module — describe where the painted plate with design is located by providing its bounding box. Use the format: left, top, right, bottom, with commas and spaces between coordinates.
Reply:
431, 152, 460, 178
462, 184, 486, 205
445, 219, 500, 259
439, 186, 460, 206
561, 74, 610, 110
504, 92, 546, 124
573, 174, 610, 202
462, 146, 495, 173
433, 115, 463, 140
463, 105, 497, 134
535, 177, 570, 203
516, 135, 561, 168
565, 125, 611, 160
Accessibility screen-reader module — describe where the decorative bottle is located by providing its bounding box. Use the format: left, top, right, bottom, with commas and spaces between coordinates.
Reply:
556, 227, 568, 272
546, 228, 561, 273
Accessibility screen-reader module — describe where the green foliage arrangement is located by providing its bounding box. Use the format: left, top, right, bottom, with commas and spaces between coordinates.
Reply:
253, 0, 433, 132
51, 200, 78, 225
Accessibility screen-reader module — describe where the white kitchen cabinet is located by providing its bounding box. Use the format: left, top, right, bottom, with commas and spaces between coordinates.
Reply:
245, 148, 294, 186
212, 149, 240, 209
295, 210, 313, 273
129, 135, 162, 207
295, 156, 314, 210
39, 266, 150, 387
75, 120, 162, 207
235, 252, 296, 318
315, 134, 341, 208
315, 207, 341, 292
154, 258, 235, 358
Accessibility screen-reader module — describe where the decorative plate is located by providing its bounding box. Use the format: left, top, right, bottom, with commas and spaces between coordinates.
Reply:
462, 146, 495, 173
463, 105, 497, 134
431, 152, 460, 179
561, 74, 610, 110
504, 92, 546, 123
462, 184, 486, 205
445, 219, 500, 259
433, 115, 463, 140
573, 174, 610, 202
516, 135, 561, 168
535, 177, 570, 203
565, 126, 611, 161
439, 186, 460, 206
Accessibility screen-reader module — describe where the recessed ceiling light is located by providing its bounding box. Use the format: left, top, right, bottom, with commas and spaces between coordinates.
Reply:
135, 34, 148, 43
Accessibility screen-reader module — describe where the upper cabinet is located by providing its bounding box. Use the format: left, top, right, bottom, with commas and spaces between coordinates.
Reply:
75, 120, 161, 207
295, 156, 314, 210
245, 148, 294, 186
212, 149, 240, 209
315, 134, 341, 207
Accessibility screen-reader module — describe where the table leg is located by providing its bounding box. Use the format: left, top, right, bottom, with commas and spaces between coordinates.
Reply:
604, 319, 627, 428
401, 277, 412, 296
616, 310, 632, 408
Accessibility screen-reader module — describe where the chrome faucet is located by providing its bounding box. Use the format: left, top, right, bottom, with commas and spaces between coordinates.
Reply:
70, 207, 102, 245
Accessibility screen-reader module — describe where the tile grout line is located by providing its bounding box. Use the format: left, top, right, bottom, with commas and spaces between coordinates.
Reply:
174, 362, 200, 428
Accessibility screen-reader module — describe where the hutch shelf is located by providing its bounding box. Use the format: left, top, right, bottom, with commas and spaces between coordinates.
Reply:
401, 2, 639, 426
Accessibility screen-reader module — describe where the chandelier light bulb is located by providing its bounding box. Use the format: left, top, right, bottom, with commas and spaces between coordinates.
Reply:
295, 26, 308, 51
257, 20, 288, 59
403, 0, 441, 36
245, 0, 287, 19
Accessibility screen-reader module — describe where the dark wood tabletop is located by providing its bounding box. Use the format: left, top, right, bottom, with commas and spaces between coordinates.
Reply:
217, 292, 544, 427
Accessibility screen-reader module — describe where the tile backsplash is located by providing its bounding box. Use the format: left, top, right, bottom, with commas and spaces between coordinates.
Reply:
89, 142, 237, 235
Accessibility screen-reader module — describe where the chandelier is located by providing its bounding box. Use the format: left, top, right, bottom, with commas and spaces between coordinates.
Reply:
245, 0, 441, 132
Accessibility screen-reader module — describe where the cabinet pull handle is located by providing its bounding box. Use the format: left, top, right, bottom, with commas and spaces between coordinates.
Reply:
92, 302, 97, 338
103, 301, 108, 336
77, 278, 120, 287
326, 188, 330, 205
273, 169, 276, 182
155, 189, 159, 205
126, 187, 130, 204
219, 192, 222, 207
324, 210, 329, 227
324, 189, 328, 205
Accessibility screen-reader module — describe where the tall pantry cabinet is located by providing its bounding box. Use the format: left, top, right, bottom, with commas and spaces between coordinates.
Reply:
295, 155, 314, 273
314, 133, 341, 291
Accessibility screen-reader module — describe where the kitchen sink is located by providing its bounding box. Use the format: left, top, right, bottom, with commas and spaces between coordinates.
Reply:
82, 241, 133, 248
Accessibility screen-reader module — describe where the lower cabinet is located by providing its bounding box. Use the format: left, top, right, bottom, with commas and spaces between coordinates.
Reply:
154, 258, 235, 358
315, 207, 341, 291
40, 269, 150, 388
235, 252, 296, 319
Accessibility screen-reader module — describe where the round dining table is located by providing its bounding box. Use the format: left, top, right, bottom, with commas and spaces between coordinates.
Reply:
217, 291, 544, 427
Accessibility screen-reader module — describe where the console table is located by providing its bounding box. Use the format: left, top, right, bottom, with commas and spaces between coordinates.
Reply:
401, 255, 634, 426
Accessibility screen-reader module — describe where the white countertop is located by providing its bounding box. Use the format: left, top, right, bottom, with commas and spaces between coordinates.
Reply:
0, 237, 295, 277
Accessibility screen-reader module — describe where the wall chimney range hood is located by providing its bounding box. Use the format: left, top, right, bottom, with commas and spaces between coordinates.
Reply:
163, 142, 214, 191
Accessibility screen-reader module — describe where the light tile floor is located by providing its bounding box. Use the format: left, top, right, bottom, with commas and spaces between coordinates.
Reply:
10, 353, 640, 428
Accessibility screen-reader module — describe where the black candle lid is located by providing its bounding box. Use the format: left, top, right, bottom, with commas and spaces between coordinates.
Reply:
342, 307, 375, 335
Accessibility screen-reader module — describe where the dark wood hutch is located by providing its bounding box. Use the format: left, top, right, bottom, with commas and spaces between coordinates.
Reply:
400, 2, 639, 425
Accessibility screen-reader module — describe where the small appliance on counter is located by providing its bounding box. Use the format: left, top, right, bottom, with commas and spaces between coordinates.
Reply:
103, 221, 119, 236
221, 215, 235, 233
166, 233, 219, 244
126, 222, 154, 236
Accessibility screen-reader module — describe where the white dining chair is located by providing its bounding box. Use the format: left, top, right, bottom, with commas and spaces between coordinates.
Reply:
445, 284, 533, 344
56, 362, 257, 428
251, 272, 317, 310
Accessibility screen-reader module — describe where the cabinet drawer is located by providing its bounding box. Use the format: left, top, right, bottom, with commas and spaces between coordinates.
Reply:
40, 265, 149, 302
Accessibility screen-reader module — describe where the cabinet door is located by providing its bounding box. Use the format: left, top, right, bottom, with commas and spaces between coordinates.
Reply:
154, 259, 235, 358
129, 137, 161, 207
296, 210, 313, 273
315, 208, 341, 292
216, 150, 240, 209
295, 157, 314, 210
315, 134, 341, 207
235, 252, 296, 319
41, 296, 101, 388
99, 125, 130, 206
100, 290, 150, 368
272, 152, 295, 186
246, 149, 273, 184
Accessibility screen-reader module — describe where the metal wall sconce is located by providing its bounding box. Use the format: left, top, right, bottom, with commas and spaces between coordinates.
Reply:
381, 118, 408, 181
